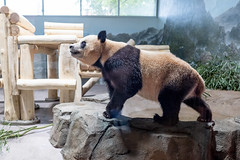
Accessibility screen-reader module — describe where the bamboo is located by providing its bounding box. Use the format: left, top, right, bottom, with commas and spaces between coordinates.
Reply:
11, 25, 34, 36
44, 22, 84, 30
9, 12, 35, 33
19, 44, 35, 120
0, 14, 20, 121
17, 79, 76, 90
18, 35, 78, 45
45, 29, 83, 38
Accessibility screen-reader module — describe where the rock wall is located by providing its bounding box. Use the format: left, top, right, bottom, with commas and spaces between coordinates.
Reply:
50, 102, 216, 160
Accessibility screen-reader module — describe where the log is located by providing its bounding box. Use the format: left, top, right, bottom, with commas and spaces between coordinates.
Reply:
45, 29, 83, 38
19, 44, 35, 120
11, 25, 34, 36
47, 53, 58, 100
59, 44, 77, 103
44, 22, 84, 30
18, 35, 78, 45
127, 39, 135, 46
82, 77, 100, 96
17, 79, 76, 90
30, 45, 56, 56
9, 12, 36, 33
0, 78, 3, 88
0, 14, 20, 121
136, 45, 170, 51
0, 6, 10, 14
8, 36, 19, 95
74, 60, 82, 102
79, 71, 102, 78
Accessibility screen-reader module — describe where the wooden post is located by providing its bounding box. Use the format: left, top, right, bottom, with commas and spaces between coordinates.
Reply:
0, 14, 20, 121
58, 44, 77, 103
19, 44, 35, 120
74, 60, 82, 102
46, 52, 58, 101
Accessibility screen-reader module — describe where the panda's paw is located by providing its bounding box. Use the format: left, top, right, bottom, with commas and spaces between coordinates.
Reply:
103, 111, 111, 119
153, 114, 178, 126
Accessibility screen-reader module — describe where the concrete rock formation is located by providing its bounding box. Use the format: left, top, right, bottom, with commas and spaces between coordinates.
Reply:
50, 102, 216, 160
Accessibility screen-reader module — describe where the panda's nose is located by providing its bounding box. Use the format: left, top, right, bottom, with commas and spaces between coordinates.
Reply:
69, 45, 73, 49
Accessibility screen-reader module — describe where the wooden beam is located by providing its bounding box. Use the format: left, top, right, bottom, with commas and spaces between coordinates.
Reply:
79, 71, 102, 78
18, 35, 78, 45
0, 14, 20, 120
17, 79, 76, 90
44, 22, 84, 30
45, 29, 83, 38
9, 12, 35, 33
11, 25, 34, 36
136, 45, 170, 51
82, 77, 100, 96
59, 44, 77, 103
32, 46, 56, 56
47, 53, 58, 100
0, 78, 3, 88
0, 6, 10, 14
19, 44, 35, 120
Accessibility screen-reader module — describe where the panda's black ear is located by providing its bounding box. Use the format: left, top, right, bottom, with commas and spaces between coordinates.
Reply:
98, 30, 106, 43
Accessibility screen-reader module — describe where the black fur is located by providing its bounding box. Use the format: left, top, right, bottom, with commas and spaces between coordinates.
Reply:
98, 30, 106, 43
101, 45, 142, 118
93, 57, 103, 69
154, 72, 198, 125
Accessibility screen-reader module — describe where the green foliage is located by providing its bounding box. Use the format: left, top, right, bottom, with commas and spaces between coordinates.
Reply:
0, 124, 52, 152
195, 57, 240, 91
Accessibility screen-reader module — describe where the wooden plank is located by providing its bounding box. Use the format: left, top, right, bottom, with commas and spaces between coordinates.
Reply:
0, 14, 20, 120
18, 35, 78, 45
11, 25, 34, 36
44, 22, 83, 30
32, 46, 56, 56
19, 44, 35, 120
59, 44, 77, 103
17, 79, 76, 90
9, 12, 35, 33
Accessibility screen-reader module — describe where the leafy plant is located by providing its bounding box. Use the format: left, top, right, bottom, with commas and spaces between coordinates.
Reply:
195, 57, 240, 91
0, 124, 52, 152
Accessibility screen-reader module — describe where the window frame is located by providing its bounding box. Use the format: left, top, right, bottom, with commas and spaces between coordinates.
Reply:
2, 0, 158, 17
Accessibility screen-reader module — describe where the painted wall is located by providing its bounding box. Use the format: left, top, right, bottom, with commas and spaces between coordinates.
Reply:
25, 16, 163, 36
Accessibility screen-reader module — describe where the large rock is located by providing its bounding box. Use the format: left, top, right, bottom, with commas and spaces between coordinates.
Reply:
50, 102, 215, 160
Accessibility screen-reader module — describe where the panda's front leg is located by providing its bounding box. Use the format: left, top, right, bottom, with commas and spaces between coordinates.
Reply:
103, 91, 127, 119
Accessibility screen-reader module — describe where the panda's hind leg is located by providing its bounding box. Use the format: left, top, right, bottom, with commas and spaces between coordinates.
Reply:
154, 87, 183, 126
183, 97, 212, 122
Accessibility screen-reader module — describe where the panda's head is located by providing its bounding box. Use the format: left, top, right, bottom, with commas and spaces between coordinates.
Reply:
69, 30, 106, 65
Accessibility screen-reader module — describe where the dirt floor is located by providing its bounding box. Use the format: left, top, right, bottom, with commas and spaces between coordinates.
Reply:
123, 89, 240, 121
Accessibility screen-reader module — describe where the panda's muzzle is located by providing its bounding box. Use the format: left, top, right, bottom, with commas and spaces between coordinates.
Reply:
69, 45, 84, 58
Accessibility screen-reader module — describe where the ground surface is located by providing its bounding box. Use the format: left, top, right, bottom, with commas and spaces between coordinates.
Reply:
0, 85, 240, 160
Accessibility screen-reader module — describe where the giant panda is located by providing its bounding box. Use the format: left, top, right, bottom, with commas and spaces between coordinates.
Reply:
69, 30, 212, 126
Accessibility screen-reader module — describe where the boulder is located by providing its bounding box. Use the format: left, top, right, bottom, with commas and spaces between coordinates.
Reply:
50, 102, 215, 160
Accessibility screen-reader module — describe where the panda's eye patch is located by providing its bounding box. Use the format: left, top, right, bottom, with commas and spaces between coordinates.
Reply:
81, 41, 86, 49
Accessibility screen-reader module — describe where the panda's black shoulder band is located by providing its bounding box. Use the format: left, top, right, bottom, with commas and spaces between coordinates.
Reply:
93, 56, 103, 69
